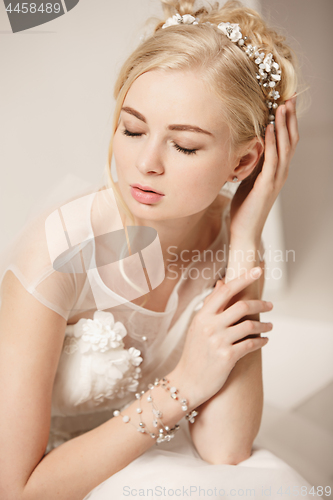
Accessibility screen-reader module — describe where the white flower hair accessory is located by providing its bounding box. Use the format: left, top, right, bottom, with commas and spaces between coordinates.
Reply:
162, 13, 198, 29
161, 16, 282, 125
217, 21, 242, 42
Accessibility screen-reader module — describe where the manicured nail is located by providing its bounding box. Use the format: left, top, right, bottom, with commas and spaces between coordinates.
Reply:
251, 267, 262, 278
282, 106, 286, 117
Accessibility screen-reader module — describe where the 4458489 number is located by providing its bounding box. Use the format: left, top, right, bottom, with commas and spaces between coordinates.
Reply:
5, 3, 61, 14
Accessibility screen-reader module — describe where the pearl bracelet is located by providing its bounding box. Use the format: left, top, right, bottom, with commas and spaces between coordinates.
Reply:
112, 376, 199, 444
157, 377, 199, 423
113, 388, 180, 444
113, 390, 157, 439
147, 387, 181, 443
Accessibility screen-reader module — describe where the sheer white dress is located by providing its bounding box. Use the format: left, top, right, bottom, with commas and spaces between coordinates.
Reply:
0, 174, 319, 499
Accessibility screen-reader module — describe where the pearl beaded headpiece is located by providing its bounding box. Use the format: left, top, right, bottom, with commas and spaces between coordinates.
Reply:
161, 14, 282, 125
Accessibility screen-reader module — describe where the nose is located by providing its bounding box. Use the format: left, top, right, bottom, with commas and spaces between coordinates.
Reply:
135, 136, 164, 175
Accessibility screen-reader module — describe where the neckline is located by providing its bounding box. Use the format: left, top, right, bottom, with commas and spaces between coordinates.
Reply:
89, 189, 229, 316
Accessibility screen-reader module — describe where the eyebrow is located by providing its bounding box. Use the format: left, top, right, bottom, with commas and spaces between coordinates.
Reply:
121, 106, 214, 137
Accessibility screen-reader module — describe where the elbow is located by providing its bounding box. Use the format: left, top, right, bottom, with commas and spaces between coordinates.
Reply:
223, 449, 252, 465
206, 449, 252, 466
190, 421, 255, 466
194, 446, 253, 466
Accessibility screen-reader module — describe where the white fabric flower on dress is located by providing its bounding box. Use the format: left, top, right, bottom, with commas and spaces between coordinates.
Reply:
60, 311, 144, 409
217, 22, 243, 42
162, 13, 198, 29
128, 347, 143, 366
73, 310, 127, 353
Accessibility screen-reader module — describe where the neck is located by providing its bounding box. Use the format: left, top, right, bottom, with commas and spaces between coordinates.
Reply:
123, 197, 224, 277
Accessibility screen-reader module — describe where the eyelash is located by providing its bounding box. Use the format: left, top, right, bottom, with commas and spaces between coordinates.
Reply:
121, 128, 198, 156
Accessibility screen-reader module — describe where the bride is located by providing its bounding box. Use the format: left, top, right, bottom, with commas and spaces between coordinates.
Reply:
1, 1, 319, 499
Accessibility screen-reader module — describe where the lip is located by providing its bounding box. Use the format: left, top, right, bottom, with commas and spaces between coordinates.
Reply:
130, 184, 164, 196
130, 186, 164, 205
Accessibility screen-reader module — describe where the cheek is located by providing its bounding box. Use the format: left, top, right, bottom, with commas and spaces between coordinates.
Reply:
186, 157, 227, 192
177, 164, 223, 211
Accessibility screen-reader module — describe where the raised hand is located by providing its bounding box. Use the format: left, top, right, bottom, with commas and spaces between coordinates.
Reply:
169, 267, 273, 410
229, 94, 299, 244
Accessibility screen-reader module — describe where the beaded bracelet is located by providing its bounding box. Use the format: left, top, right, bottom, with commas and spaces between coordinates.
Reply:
157, 377, 199, 423
113, 388, 180, 444
147, 386, 181, 443
113, 377, 199, 444
113, 390, 157, 439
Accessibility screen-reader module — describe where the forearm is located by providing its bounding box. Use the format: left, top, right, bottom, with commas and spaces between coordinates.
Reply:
21, 375, 187, 500
190, 239, 265, 465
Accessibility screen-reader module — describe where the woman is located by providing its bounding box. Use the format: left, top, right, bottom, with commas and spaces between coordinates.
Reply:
0, 1, 317, 499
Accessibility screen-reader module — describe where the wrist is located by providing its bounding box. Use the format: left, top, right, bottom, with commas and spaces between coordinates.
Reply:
115, 382, 185, 443
227, 238, 262, 272
166, 368, 203, 411
229, 234, 261, 250
225, 239, 264, 287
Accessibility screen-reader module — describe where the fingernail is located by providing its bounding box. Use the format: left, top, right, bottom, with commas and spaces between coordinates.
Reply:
282, 106, 286, 117
251, 267, 262, 278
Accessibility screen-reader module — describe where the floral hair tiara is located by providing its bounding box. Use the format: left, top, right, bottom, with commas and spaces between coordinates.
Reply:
162, 14, 282, 125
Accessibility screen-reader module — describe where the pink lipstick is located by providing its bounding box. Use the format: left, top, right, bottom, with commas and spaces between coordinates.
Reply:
130, 184, 165, 204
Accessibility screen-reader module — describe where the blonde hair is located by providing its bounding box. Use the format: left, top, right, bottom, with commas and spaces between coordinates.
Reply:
103, 0, 303, 306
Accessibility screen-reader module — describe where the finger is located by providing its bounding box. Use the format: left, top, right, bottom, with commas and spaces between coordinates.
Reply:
203, 267, 262, 315
218, 299, 273, 327
200, 279, 223, 307
285, 94, 299, 150
227, 320, 273, 344
232, 336, 269, 361
262, 123, 278, 183
274, 104, 291, 182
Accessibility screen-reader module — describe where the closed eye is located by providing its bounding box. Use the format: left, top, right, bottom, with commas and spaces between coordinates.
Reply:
122, 128, 142, 138
121, 128, 198, 156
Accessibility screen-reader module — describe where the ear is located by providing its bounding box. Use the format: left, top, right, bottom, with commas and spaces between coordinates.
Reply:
229, 137, 264, 182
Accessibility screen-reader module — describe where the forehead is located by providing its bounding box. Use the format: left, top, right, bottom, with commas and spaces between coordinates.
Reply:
123, 69, 228, 136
